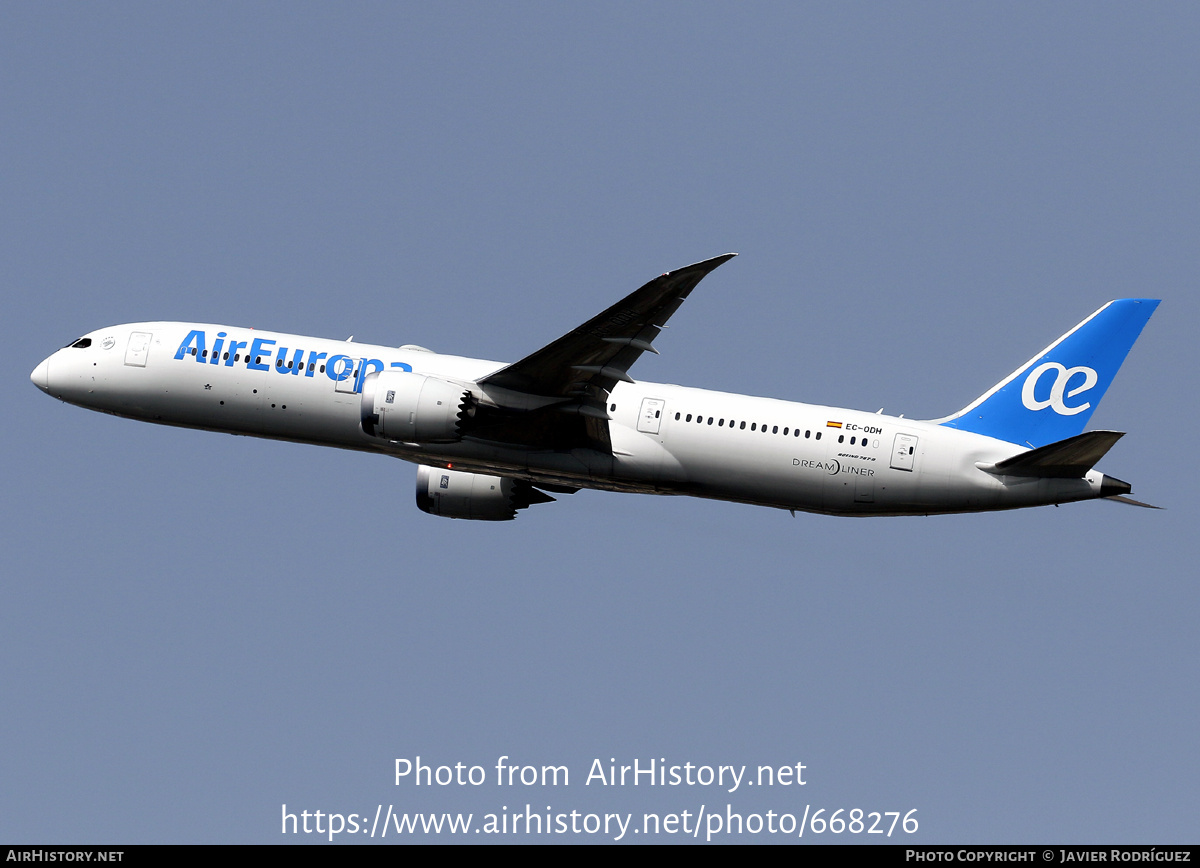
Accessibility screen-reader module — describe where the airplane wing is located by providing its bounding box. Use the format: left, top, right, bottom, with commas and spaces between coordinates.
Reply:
480, 253, 736, 398
467, 253, 736, 452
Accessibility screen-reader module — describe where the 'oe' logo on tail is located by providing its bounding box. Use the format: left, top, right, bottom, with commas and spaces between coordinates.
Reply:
1020, 362, 1098, 416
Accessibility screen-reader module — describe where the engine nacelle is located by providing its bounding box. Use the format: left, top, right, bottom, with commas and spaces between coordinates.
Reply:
361, 371, 468, 442
415, 465, 554, 521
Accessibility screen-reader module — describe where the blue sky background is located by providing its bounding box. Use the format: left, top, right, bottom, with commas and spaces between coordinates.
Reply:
3, 3, 1196, 843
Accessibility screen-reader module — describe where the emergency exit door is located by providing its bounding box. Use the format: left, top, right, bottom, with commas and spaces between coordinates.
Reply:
637, 398, 665, 434
890, 433, 918, 471
124, 332, 152, 367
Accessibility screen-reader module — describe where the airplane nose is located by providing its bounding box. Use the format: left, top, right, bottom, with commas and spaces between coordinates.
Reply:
31, 357, 50, 393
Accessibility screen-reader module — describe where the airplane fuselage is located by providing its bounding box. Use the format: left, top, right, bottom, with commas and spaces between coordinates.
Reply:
32, 321, 1114, 517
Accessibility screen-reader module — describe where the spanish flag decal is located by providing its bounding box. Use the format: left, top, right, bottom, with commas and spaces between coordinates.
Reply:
826, 421, 843, 428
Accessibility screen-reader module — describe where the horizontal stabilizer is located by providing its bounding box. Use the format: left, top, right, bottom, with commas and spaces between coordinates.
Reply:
978, 430, 1124, 478
1105, 495, 1162, 509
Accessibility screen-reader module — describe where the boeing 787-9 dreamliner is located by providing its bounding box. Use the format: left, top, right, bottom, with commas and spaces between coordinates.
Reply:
31, 255, 1159, 520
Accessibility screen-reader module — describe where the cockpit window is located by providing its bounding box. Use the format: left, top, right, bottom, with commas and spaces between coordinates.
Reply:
66, 338, 92, 348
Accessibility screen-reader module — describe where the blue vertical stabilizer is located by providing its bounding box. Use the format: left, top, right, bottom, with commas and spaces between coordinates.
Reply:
937, 299, 1159, 448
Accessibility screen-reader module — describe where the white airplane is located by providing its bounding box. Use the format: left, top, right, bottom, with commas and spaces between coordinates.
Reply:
31, 255, 1160, 520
